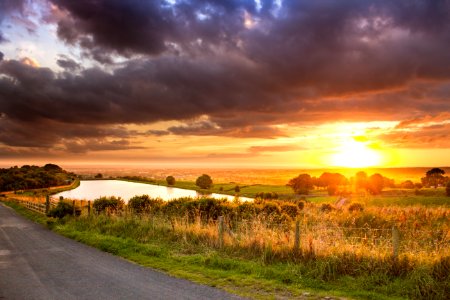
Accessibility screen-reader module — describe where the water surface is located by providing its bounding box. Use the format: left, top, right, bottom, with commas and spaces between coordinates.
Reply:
54, 180, 252, 202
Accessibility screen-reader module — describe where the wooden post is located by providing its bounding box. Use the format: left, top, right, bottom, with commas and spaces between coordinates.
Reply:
72, 200, 76, 216
294, 220, 300, 253
87, 201, 91, 216
392, 225, 400, 259
45, 195, 50, 214
218, 216, 224, 248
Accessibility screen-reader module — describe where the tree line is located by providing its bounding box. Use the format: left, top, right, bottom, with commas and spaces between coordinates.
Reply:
0, 164, 76, 192
287, 168, 450, 196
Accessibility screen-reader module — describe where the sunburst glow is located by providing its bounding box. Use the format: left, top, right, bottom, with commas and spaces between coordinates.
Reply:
330, 140, 381, 168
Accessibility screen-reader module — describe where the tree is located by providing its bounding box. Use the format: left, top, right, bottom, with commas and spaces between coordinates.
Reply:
196, 174, 213, 189
367, 173, 384, 195
287, 173, 313, 195
94, 173, 103, 179
166, 175, 175, 186
318, 172, 347, 189
400, 180, 415, 189
354, 171, 368, 190
422, 168, 446, 188
234, 185, 240, 193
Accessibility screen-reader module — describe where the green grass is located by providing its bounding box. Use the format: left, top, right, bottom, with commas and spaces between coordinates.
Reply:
4, 199, 448, 300
120, 177, 450, 206
121, 177, 302, 199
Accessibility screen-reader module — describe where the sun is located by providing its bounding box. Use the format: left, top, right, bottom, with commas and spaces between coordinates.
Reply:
330, 140, 381, 168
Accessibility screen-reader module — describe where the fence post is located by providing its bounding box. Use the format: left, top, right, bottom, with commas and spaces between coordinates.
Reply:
45, 195, 50, 214
294, 220, 300, 253
87, 201, 91, 216
392, 225, 400, 259
72, 200, 76, 216
218, 216, 224, 248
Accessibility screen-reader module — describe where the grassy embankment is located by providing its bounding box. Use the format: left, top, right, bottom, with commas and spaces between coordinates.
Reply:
3, 185, 449, 300
2, 179, 80, 204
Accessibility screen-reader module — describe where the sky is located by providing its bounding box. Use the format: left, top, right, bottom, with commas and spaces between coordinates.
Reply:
0, 0, 449, 168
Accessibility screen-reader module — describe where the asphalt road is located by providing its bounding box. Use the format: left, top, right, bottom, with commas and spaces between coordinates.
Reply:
0, 203, 241, 300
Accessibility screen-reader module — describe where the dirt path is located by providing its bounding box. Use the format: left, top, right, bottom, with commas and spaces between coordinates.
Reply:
0, 203, 241, 300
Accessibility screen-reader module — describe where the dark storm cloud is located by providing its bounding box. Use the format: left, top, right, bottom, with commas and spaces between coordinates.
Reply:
0, 0, 26, 42
1, 0, 450, 152
56, 55, 81, 71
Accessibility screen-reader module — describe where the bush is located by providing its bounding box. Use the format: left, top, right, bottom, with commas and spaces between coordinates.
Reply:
234, 185, 240, 193
128, 195, 163, 214
320, 203, 334, 212
93, 196, 125, 214
348, 203, 364, 212
255, 192, 278, 200
166, 176, 175, 186
261, 202, 281, 216
280, 203, 299, 219
47, 201, 73, 219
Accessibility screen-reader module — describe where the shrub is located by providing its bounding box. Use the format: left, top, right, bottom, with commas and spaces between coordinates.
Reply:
128, 195, 163, 214
93, 196, 124, 214
234, 185, 240, 193
348, 203, 364, 212
166, 176, 175, 186
297, 201, 305, 210
47, 201, 73, 219
320, 203, 334, 212
280, 203, 299, 219
255, 192, 278, 200
261, 202, 281, 216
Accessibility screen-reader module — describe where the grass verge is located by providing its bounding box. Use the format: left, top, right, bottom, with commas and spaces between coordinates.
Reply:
4, 200, 448, 299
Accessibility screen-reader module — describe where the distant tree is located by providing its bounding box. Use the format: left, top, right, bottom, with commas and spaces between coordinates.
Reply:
400, 180, 415, 189
287, 174, 313, 195
367, 173, 384, 195
166, 175, 176, 186
383, 176, 395, 188
318, 172, 348, 189
196, 174, 213, 189
234, 185, 240, 193
414, 182, 423, 189
94, 173, 103, 179
354, 171, 368, 190
43, 163, 63, 173
422, 168, 446, 188
327, 185, 338, 196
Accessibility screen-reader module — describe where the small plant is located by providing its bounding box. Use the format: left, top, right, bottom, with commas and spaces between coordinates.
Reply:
47, 201, 73, 219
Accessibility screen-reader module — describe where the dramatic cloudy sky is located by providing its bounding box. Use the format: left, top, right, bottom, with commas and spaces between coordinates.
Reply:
0, 0, 449, 168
